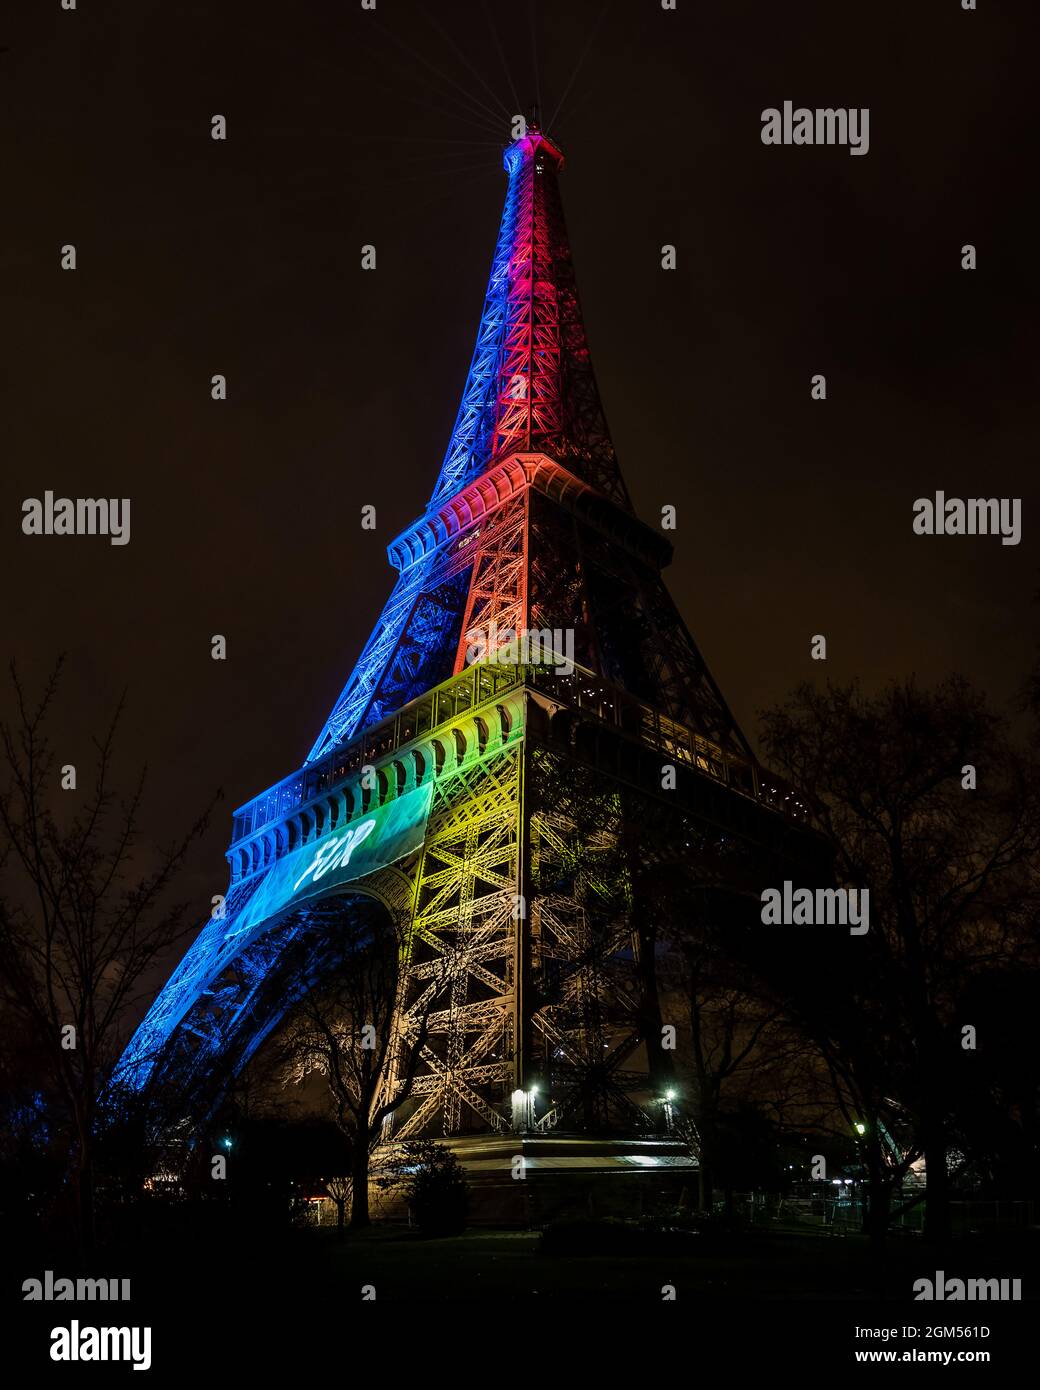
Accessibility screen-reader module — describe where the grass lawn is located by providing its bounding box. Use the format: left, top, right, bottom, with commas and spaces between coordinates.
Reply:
297, 1223, 1035, 1302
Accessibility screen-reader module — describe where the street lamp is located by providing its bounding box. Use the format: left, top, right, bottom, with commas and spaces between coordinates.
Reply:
511, 1088, 535, 1132
662, 1091, 677, 1133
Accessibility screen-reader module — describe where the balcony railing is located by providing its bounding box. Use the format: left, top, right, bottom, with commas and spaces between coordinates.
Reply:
231, 661, 810, 845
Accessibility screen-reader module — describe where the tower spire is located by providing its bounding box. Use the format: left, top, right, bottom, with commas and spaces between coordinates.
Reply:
425, 117, 631, 512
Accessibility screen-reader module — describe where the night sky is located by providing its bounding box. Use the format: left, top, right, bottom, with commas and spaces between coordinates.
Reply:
3, 1, 1035, 1004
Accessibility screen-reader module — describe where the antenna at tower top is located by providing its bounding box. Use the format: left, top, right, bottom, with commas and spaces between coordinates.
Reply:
528, 102, 540, 131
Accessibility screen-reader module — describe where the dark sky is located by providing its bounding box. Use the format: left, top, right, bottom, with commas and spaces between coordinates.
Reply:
2, 1, 1036, 995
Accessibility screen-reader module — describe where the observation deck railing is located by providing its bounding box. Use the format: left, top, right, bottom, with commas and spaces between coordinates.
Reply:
231, 661, 810, 846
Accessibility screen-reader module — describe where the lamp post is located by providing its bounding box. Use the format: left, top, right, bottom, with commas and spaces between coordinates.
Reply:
662, 1090, 676, 1134
511, 1087, 536, 1132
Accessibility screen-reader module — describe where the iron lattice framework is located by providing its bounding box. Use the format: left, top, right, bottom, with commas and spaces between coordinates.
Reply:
118, 123, 825, 1141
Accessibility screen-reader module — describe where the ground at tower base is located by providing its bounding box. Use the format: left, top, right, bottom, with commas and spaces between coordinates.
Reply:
5, 1192, 1038, 1316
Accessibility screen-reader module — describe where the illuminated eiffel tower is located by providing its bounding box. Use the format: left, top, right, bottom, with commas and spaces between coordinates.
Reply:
120, 119, 822, 1200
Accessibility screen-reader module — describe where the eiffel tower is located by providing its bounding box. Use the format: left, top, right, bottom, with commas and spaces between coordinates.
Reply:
119, 119, 823, 1198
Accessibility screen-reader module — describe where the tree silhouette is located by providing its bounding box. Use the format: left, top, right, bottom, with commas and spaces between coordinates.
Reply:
760, 676, 1040, 1241
0, 659, 215, 1250
277, 914, 447, 1227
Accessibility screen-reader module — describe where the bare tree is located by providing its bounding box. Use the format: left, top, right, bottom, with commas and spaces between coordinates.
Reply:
684, 962, 794, 1211
323, 1174, 351, 1239
0, 659, 216, 1250
278, 914, 445, 1228
760, 676, 1040, 1241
